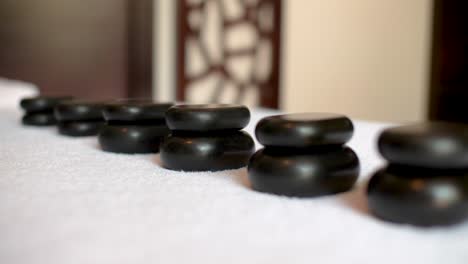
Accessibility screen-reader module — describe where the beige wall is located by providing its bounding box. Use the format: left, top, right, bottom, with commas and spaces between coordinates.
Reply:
281, 0, 433, 122
153, 0, 176, 102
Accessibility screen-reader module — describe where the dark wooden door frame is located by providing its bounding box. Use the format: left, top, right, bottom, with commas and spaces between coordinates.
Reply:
127, 0, 154, 98
429, 0, 468, 122
0, 0, 153, 99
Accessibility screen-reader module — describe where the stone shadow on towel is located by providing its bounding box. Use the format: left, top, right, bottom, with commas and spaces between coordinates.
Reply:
338, 182, 370, 216
229, 168, 251, 189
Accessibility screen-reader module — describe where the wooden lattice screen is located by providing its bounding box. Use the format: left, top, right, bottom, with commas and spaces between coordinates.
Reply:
176, 0, 282, 108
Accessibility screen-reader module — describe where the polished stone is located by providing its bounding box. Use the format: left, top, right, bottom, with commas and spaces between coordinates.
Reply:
22, 112, 57, 126
248, 146, 359, 197
98, 124, 170, 153
165, 104, 250, 132
367, 165, 468, 226
58, 121, 104, 137
55, 101, 104, 121
255, 113, 353, 148
20, 96, 73, 113
378, 122, 468, 169
103, 99, 173, 121
160, 131, 255, 171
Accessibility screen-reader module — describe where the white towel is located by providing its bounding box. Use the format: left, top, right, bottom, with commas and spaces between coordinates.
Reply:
0, 78, 38, 109
1, 84, 467, 264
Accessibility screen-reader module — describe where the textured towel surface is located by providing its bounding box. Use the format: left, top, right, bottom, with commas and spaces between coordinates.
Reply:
1, 91, 468, 263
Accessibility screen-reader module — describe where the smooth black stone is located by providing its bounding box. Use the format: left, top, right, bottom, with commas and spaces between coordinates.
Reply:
98, 124, 170, 153
378, 122, 468, 169
367, 165, 468, 226
58, 121, 104, 137
160, 131, 255, 171
248, 146, 359, 197
255, 113, 353, 148
248, 147, 360, 197
54, 101, 105, 121
165, 104, 250, 132
20, 96, 73, 113
22, 112, 57, 126
103, 99, 173, 121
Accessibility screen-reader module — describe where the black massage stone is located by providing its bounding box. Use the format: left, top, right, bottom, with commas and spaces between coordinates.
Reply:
367, 165, 468, 226
20, 96, 73, 112
248, 147, 359, 197
160, 131, 255, 171
54, 101, 105, 137
378, 122, 468, 169
20, 96, 72, 126
22, 112, 57, 126
99, 124, 170, 154
103, 99, 173, 121
58, 121, 105, 137
248, 112, 358, 197
255, 113, 353, 148
98, 100, 173, 154
165, 104, 250, 132
54, 101, 105, 121
160, 104, 254, 171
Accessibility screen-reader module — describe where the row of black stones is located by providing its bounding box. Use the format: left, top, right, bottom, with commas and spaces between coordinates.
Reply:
24, 96, 468, 227
19, 97, 361, 197
20, 96, 72, 126
160, 104, 255, 171
248, 113, 360, 197
367, 123, 468, 226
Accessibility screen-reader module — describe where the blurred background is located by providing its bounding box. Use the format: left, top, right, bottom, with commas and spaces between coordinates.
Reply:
0, 0, 466, 123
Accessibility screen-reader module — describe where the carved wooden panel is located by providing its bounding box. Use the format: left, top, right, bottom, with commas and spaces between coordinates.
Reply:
177, 0, 282, 108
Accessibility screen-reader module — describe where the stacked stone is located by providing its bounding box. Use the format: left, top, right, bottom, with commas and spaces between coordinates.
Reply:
98, 99, 173, 154
54, 101, 105, 137
20, 96, 72, 126
248, 113, 360, 197
368, 122, 468, 226
160, 104, 255, 171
